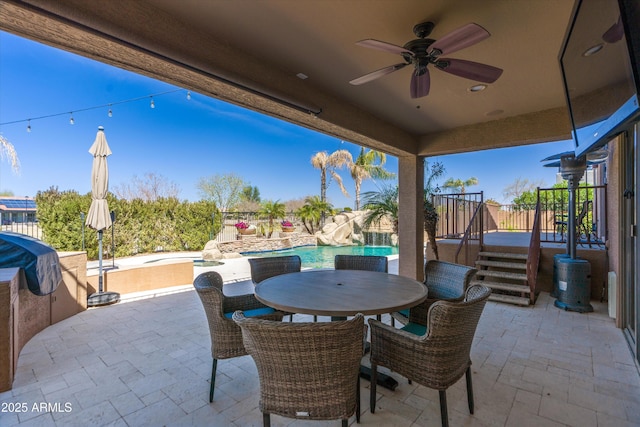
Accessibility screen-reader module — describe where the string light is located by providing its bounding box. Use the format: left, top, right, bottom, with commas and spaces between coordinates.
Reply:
186, 91, 191, 100
150, 96, 155, 109
0, 88, 187, 129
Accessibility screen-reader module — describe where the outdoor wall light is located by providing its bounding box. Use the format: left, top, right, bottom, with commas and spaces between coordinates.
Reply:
583, 44, 603, 56
468, 84, 487, 92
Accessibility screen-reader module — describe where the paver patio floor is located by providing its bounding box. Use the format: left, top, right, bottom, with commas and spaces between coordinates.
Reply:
1, 260, 638, 426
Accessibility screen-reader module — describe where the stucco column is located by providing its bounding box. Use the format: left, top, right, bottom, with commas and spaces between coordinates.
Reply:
398, 155, 424, 281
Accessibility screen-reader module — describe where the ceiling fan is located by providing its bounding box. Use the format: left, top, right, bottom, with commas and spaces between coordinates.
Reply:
349, 21, 503, 98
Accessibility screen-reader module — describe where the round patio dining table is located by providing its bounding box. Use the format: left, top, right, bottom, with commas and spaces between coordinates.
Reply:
254, 269, 428, 391
254, 269, 428, 318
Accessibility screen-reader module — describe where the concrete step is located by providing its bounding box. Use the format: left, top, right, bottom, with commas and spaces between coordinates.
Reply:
475, 260, 526, 270
489, 293, 531, 306
478, 251, 528, 261
474, 269, 528, 281
470, 280, 530, 294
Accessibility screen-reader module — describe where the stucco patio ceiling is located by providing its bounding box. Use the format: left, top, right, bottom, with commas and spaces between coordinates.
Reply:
0, 0, 576, 157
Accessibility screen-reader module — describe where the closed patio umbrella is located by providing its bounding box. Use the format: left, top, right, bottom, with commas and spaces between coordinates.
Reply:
86, 126, 119, 306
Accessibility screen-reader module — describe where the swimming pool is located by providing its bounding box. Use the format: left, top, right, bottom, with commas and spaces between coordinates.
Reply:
244, 245, 398, 269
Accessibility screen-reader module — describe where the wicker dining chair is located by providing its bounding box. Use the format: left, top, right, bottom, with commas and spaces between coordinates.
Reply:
368, 285, 491, 427
335, 254, 388, 321
193, 271, 284, 402
233, 312, 366, 427
248, 255, 302, 320
248, 255, 302, 284
391, 260, 477, 327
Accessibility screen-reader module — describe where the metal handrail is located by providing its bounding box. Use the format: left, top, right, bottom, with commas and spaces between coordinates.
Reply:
454, 202, 484, 266
526, 197, 541, 304
433, 192, 483, 238
485, 185, 607, 247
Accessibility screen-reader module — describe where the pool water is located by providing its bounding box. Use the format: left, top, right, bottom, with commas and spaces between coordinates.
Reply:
244, 245, 398, 269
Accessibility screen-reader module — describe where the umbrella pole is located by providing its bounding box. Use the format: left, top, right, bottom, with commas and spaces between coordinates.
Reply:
98, 230, 104, 293
87, 229, 120, 306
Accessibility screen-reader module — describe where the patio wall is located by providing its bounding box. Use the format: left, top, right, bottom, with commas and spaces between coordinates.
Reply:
86, 259, 193, 295
0, 251, 87, 392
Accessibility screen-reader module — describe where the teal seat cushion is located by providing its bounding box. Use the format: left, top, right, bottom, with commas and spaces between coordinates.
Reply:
224, 307, 275, 319
397, 309, 409, 317
401, 322, 427, 336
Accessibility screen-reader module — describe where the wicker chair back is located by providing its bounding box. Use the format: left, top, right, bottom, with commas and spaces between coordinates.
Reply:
334, 254, 388, 272
248, 255, 302, 284
407, 260, 477, 326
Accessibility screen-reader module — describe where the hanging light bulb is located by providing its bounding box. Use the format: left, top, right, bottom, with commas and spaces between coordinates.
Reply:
186, 91, 191, 100
27, 119, 31, 133
69, 113, 75, 125
108, 105, 113, 117
150, 97, 155, 109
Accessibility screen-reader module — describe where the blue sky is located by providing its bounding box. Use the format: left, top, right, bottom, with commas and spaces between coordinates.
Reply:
0, 32, 574, 207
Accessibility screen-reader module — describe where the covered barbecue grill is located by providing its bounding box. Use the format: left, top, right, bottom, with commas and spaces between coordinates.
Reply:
0, 231, 61, 296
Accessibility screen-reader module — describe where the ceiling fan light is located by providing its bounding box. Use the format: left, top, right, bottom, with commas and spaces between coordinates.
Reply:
429, 48, 443, 58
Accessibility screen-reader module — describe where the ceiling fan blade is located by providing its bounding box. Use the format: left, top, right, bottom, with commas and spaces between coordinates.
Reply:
349, 63, 408, 85
430, 23, 490, 55
355, 39, 414, 56
602, 16, 623, 43
410, 70, 430, 98
437, 58, 503, 83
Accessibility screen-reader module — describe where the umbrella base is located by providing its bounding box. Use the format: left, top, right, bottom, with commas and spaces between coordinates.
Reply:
87, 291, 120, 307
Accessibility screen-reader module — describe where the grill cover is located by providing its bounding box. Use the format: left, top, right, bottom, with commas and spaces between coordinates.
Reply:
0, 232, 61, 296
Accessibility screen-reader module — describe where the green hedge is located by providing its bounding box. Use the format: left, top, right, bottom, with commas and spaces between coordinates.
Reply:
35, 187, 218, 260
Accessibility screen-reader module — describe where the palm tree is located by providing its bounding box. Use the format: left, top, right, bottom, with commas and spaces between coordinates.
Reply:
424, 161, 445, 260
0, 135, 21, 182
310, 150, 352, 203
362, 185, 398, 234
350, 147, 395, 210
361, 164, 444, 257
442, 176, 478, 194
295, 195, 333, 234
258, 200, 286, 238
